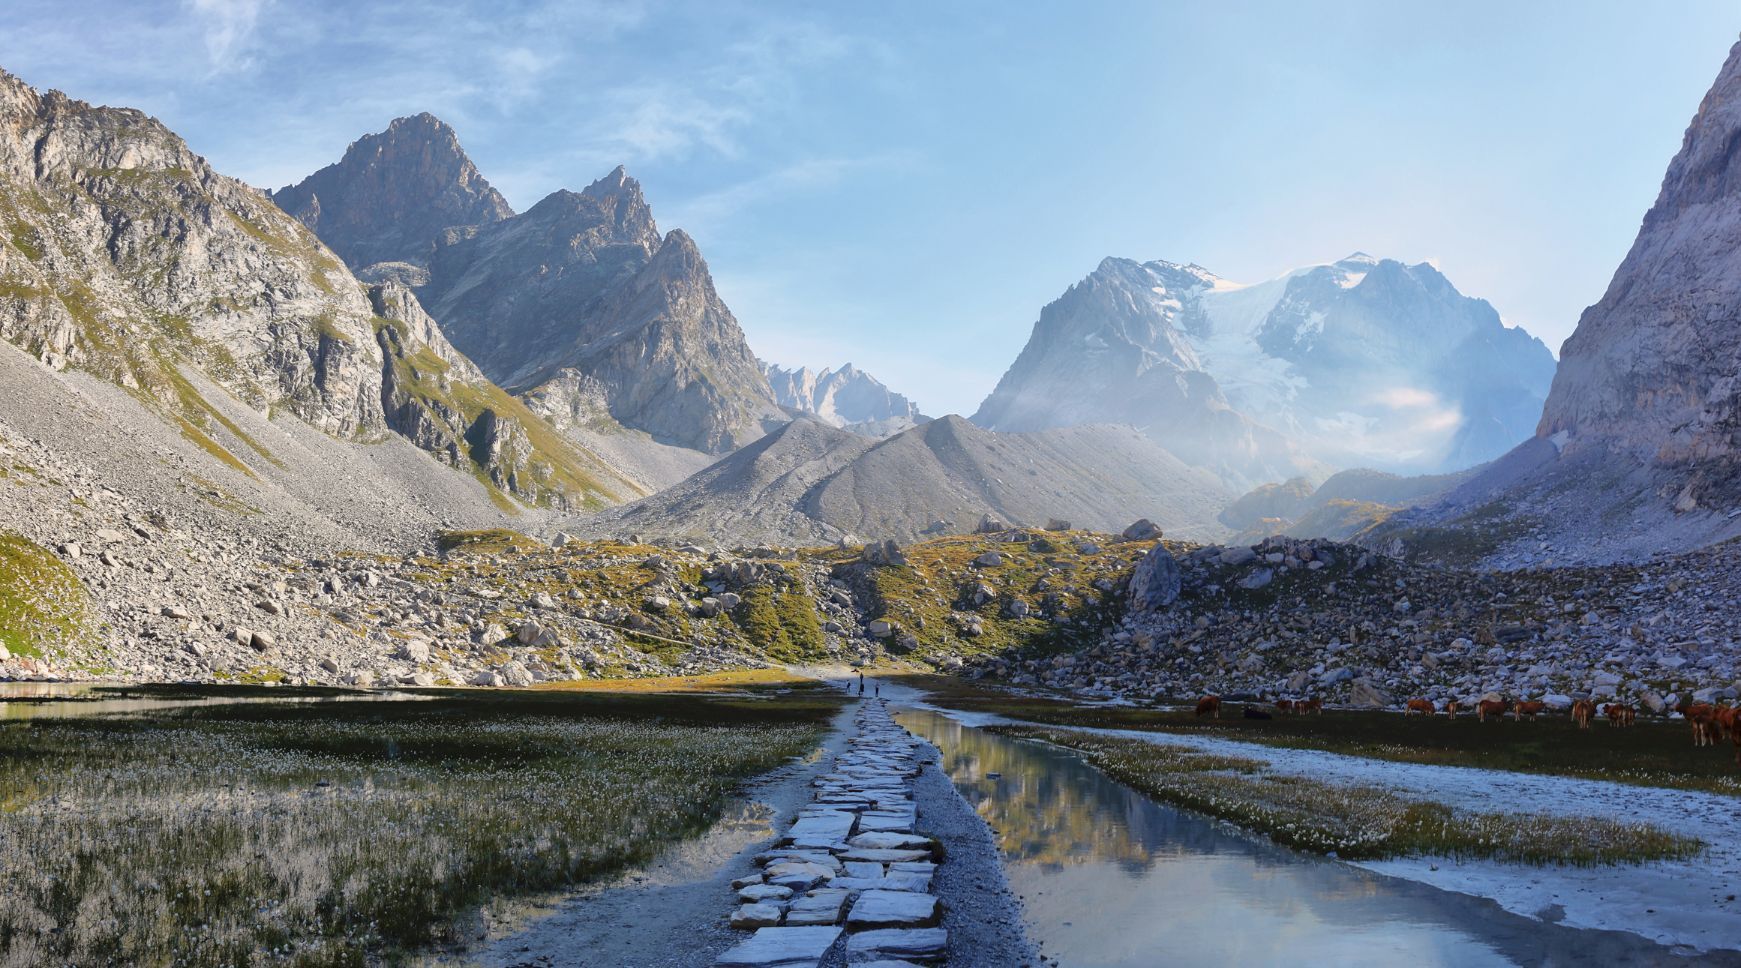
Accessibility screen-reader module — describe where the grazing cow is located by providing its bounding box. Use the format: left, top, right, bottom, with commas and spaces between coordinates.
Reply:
1512, 700, 1546, 722
1605, 703, 1637, 727
1445, 700, 1461, 720
1297, 698, 1323, 716
1195, 695, 1221, 719
1714, 705, 1739, 744
1274, 699, 1295, 714
1405, 698, 1435, 717
1476, 699, 1508, 722
1571, 699, 1596, 729
1678, 701, 1717, 746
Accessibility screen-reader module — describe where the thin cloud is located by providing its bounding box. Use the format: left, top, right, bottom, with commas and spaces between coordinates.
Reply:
183, 0, 269, 74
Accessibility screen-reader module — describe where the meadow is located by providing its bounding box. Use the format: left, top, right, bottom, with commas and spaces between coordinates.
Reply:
0, 684, 837, 966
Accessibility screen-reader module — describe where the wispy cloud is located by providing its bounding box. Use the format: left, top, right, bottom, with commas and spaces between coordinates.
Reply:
183, 0, 269, 74
666, 153, 916, 235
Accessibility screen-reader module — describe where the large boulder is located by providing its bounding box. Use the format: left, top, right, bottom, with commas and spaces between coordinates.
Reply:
862, 539, 907, 567
1121, 519, 1161, 541
1127, 546, 1182, 610
1349, 678, 1392, 708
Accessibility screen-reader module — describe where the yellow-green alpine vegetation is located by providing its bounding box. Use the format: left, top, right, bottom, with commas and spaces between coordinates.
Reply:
852, 531, 1145, 662
0, 531, 92, 659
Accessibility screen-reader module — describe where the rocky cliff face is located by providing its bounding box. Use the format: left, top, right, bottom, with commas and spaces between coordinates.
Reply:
270, 113, 512, 270
763, 361, 927, 436
1539, 38, 1741, 480
0, 69, 633, 510
277, 118, 784, 455
976, 252, 1554, 483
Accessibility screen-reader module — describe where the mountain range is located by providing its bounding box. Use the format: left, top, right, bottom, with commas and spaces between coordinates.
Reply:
973, 252, 1557, 485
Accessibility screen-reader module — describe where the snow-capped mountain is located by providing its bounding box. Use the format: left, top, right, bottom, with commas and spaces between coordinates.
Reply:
762, 362, 927, 437
976, 252, 1554, 480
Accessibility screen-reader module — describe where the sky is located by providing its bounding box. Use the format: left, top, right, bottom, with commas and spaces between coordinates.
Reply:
3, 1, 1737, 417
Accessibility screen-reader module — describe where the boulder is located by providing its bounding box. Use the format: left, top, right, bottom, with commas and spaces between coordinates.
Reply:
867, 620, 894, 639
1236, 568, 1274, 590
975, 513, 1007, 534
1128, 546, 1182, 610
499, 661, 534, 687
1348, 678, 1392, 708
1121, 519, 1161, 541
862, 539, 907, 567
972, 551, 1005, 568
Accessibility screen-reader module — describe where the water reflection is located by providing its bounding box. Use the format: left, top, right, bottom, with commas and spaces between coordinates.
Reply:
900, 709, 1679, 968
0, 682, 427, 719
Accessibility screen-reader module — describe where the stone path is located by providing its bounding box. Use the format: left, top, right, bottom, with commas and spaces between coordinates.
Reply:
716, 699, 947, 967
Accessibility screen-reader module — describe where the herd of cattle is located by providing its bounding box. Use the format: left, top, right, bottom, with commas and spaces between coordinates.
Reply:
1190, 694, 1741, 764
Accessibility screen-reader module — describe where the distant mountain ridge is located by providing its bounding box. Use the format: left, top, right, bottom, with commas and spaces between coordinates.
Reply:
975, 252, 1555, 483
276, 127, 783, 455
762, 361, 927, 436
579, 415, 1232, 546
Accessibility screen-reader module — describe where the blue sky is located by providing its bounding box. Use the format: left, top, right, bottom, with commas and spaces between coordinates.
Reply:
5, 1, 1737, 416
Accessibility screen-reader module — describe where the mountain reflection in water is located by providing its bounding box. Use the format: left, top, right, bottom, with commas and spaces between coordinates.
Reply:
900, 709, 1613, 968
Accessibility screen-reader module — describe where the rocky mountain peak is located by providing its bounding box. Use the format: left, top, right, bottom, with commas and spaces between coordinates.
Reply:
1538, 38, 1741, 479
764, 360, 926, 436
270, 113, 512, 270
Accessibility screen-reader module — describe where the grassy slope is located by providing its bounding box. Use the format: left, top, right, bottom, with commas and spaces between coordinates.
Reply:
0, 531, 90, 659
860, 532, 1146, 661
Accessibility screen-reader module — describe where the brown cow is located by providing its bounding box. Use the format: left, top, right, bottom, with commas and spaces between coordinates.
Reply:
1571, 699, 1595, 729
1445, 700, 1461, 720
1475, 699, 1507, 722
1405, 698, 1435, 717
1678, 702, 1717, 746
1297, 698, 1323, 716
1195, 695, 1221, 719
1605, 703, 1637, 727
1714, 705, 1739, 744
1274, 699, 1295, 714
1512, 700, 1546, 722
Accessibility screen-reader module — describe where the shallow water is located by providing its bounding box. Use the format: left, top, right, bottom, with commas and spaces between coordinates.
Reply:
0, 681, 425, 719
899, 709, 1696, 968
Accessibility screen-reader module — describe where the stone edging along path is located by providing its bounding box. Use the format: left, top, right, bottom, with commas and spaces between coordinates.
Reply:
716, 699, 947, 967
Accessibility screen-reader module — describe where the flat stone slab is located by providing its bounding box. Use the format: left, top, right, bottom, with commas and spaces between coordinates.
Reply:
783, 888, 851, 926
837, 848, 933, 864
764, 860, 835, 891
717, 926, 843, 967
845, 927, 948, 962
730, 902, 784, 930
738, 883, 793, 903
847, 890, 939, 929
847, 832, 932, 851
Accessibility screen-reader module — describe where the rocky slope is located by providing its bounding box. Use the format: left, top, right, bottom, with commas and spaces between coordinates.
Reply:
268, 113, 513, 270
983, 534, 1741, 717
1381, 38, 1741, 566
763, 361, 927, 436
974, 253, 1554, 484
278, 120, 784, 455
1220, 467, 1474, 542
578, 415, 1233, 546
0, 68, 637, 512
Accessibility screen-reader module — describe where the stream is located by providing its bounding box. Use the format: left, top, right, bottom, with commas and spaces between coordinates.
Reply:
898, 707, 1715, 967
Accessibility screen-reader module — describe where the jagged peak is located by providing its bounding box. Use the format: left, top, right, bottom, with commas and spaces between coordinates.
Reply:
1337, 251, 1379, 266
582, 164, 639, 198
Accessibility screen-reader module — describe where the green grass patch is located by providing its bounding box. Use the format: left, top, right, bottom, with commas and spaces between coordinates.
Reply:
436, 528, 541, 556
0, 532, 90, 659
734, 582, 824, 663
994, 725, 1703, 865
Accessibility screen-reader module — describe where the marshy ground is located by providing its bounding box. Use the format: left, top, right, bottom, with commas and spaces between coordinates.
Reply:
0, 681, 839, 966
